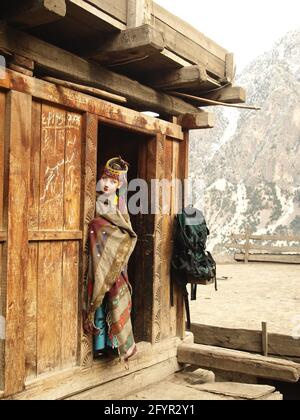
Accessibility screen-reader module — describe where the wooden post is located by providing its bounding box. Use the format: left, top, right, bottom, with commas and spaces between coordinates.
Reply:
244, 228, 251, 264
80, 113, 98, 370
3, 91, 31, 396
127, 0, 153, 28
262, 322, 269, 357
224, 53, 235, 84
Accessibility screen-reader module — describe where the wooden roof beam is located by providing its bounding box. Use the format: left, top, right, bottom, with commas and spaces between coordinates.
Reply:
172, 86, 247, 107
177, 112, 215, 130
202, 86, 246, 104
146, 65, 214, 90
0, 0, 66, 28
0, 23, 199, 117
84, 24, 165, 65
127, 0, 153, 28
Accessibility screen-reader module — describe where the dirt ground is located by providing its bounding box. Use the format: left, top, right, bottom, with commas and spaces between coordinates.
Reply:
190, 262, 300, 336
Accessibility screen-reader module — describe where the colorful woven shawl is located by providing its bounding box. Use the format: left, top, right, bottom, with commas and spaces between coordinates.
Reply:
83, 200, 137, 359
106, 270, 137, 360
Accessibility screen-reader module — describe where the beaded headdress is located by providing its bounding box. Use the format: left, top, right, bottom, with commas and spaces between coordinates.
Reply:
102, 156, 129, 182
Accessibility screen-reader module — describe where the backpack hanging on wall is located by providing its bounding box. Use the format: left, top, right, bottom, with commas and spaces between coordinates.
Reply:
171, 206, 217, 330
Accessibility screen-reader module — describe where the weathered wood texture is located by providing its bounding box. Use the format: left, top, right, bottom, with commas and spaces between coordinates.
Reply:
0, 69, 187, 396
235, 254, 300, 264
262, 322, 268, 357
191, 324, 300, 359
152, 3, 227, 62
75, 0, 127, 24
0, 25, 199, 116
160, 136, 188, 340
3, 91, 32, 396
232, 234, 300, 241
66, 0, 127, 35
0, 0, 232, 87
170, 88, 247, 108
0, 91, 7, 391
43, 76, 127, 104
7, 337, 181, 400
68, 357, 179, 400
224, 53, 235, 83
0, 69, 183, 140
132, 133, 186, 344
130, 137, 150, 343
141, 134, 165, 344
127, 0, 153, 28
80, 113, 98, 370
177, 112, 215, 130
25, 102, 83, 380
228, 232, 300, 264
146, 65, 219, 91
200, 86, 246, 104
178, 344, 300, 383
152, 4, 227, 80
28, 231, 82, 241
0, 0, 66, 28
84, 24, 164, 65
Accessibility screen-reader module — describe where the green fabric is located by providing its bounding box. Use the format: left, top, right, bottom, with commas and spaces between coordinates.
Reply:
171, 207, 216, 281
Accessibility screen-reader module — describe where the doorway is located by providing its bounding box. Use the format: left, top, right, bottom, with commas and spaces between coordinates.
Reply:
97, 123, 153, 346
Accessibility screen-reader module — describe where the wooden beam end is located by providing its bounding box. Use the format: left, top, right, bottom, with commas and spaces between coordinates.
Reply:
44, 0, 67, 18
178, 112, 215, 130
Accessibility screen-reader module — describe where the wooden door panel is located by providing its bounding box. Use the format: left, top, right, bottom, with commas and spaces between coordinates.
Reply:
25, 101, 83, 378
39, 105, 66, 230
37, 241, 63, 374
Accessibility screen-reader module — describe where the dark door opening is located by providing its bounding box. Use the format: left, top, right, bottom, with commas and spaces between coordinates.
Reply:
97, 123, 152, 348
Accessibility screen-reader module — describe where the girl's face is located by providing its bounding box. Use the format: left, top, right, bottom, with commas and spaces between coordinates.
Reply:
99, 176, 119, 196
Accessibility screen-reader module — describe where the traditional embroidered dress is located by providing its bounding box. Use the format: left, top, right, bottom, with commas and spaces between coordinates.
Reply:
83, 158, 138, 361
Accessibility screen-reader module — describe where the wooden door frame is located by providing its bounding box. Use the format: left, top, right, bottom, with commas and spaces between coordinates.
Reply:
79, 118, 177, 368
2, 90, 32, 396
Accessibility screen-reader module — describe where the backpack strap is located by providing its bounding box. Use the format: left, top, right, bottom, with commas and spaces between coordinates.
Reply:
191, 283, 197, 301
170, 270, 175, 307
183, 285, 191, 331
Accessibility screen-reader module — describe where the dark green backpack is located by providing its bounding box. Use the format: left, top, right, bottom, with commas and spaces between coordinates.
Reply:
171, 206, 217, 329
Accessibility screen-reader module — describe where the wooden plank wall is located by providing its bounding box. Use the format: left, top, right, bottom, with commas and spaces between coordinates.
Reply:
160, 136, 186, 340
0, 70, 187, 395
0, 90, 7, 390
25, 101, 83, 380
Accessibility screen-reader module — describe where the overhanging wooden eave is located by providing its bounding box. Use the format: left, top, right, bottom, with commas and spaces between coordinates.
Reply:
0, 23, 199, 117
82, 24, 165, 65
145, 65, 221, 91
0, 1, 234, 86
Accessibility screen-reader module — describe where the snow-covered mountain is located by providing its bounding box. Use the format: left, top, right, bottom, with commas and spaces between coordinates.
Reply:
189, 30, 300, 253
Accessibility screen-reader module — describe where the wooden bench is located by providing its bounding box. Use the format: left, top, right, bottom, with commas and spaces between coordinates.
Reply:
226, 233, 300, 264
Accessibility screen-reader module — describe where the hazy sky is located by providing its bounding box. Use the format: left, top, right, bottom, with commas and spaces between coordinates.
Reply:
155, 0, 300, 72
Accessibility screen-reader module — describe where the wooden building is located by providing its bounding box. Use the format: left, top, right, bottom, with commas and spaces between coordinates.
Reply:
0, 0, 245, 400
